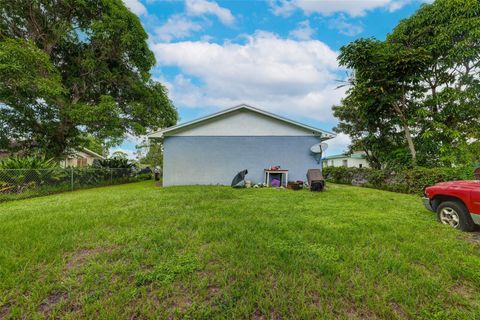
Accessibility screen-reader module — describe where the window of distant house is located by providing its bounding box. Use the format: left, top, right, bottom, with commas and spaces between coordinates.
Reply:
359, 164, 363, 168
342, 160, 348, 167
77, 158, 87, 167
330, 160, 334, 166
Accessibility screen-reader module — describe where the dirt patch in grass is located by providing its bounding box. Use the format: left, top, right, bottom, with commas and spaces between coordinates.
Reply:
0, 301, 13, 319
448, 282, 476, 302
205, 284, 221, 303
38, 291, 68, 316
389, 302, 408, 319
342, 301, 378, 320
168, 285, 193, 313
252, 308, 282, 320
64, 247, 115, 271
464, 231, 480, 244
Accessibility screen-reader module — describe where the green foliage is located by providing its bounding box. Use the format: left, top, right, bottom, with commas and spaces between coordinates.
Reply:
111, 151, 129, 160
0, 156, 63, 194
323, 166, 475, 194
0, 156, 57, 169
82, 135, 105, 156
95, 157, 133, 169
0, 0, 177, 158
137, 140, 163, 167
136, 173, 153, 181
334, 0, 480, 168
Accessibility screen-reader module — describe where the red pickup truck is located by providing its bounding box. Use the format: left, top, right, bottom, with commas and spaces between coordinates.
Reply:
423, 180, 480, 231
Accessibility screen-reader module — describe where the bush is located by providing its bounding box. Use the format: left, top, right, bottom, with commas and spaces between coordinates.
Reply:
0, 156, 65, 194
94, 158, 133, 169
323, 166, 475, 194
136, 173, 152, 181
0, 156, 57, 169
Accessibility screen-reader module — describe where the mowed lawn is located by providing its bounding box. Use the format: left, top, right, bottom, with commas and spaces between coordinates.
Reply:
1, 182, 480, 319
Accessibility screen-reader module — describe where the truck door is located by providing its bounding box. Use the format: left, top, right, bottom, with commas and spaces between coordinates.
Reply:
470, 189, 480, 214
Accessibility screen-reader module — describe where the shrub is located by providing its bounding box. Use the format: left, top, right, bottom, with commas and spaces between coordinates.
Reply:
94, 158, 133, 169
323, 166, 475, 195
0, 156, 64, 194
0, 156, 57, 169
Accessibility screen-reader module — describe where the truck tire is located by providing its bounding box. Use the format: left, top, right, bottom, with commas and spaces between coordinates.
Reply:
436, 201, 475, 232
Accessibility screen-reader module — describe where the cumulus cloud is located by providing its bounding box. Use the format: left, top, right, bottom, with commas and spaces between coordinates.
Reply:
151, 31, 347, 123
270, 0, 417, 17
325, 133, 352, 155
154, 14, 203, 42
289, 20, 315, 40
328, 15, 363, 36
185, 0, 235, 25
123, 0, 147, 16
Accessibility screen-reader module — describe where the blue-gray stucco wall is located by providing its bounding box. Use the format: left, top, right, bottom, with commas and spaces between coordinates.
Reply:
163, 136, 322, 186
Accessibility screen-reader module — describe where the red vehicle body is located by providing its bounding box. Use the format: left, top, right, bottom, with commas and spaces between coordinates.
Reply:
423, 180, 480, 231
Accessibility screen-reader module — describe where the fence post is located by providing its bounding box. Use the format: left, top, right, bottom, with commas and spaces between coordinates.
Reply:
70, 167, 74, 191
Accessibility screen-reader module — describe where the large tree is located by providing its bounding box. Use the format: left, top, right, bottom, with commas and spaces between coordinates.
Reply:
0, 0, 177, 158
335, 38, 429, 166
388, 0, 480, 166
334, 0, 480, 168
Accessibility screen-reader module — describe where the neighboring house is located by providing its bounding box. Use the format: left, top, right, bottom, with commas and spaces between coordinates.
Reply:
60, 148, 105, 167
0, 150, 10, 159
148, 104, 335, 186
323, 151, 370, 168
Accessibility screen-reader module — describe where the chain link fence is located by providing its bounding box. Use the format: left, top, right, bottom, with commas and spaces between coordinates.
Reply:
0, 168, 152, 202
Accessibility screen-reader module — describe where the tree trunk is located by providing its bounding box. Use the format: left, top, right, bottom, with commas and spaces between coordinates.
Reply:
403, 123, 417, 165
393, 102, 417, 166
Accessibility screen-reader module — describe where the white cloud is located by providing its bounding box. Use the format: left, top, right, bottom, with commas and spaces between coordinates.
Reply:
328, 15, 363, 36
326, 133, 351, 155
270, 0, 417, 17
151, 31, 347, 123
123, 0, 147, 16
289, 20, 315, 40
154, 14, 203, 42
185, 0, 235, 25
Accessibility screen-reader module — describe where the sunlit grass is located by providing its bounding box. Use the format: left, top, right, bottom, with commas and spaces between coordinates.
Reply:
0, 181, 479, 319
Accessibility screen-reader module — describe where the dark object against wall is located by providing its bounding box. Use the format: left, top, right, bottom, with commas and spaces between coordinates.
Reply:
307, 169, 325, 192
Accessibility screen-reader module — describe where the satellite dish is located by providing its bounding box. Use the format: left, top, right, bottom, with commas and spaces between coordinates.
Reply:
310, 143, 328, 154
310, 143, 328, 165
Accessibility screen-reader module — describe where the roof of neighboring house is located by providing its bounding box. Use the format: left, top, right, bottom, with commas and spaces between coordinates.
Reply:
81, 148, 105, 159
65, 148, 105, 159
148, 104, 335, 139
324, 153, 366, 160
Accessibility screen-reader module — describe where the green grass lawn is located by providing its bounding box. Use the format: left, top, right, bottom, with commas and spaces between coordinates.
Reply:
1, 182, 479, 319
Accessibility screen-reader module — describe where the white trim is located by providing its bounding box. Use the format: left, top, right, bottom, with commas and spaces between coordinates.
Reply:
148, 104, 335, 139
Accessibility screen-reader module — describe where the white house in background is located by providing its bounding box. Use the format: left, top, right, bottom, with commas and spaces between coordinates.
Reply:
323, 151, 370, 168
148, 104, 335, 186
60, 148, 105, 167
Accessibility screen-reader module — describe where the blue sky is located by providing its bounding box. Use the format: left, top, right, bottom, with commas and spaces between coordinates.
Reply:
116, 0, 426, 158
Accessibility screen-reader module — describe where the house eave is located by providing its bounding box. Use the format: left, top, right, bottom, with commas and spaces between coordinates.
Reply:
148, 104, 336, 139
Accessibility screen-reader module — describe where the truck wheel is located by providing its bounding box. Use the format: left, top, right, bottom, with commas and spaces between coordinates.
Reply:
436, 201, 475, 232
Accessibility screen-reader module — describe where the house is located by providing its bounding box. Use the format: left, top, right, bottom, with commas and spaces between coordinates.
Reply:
148, 104, 335, 186
0, 150, 9, 159
60, 148, 105, 167
323, 151, 370, 168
